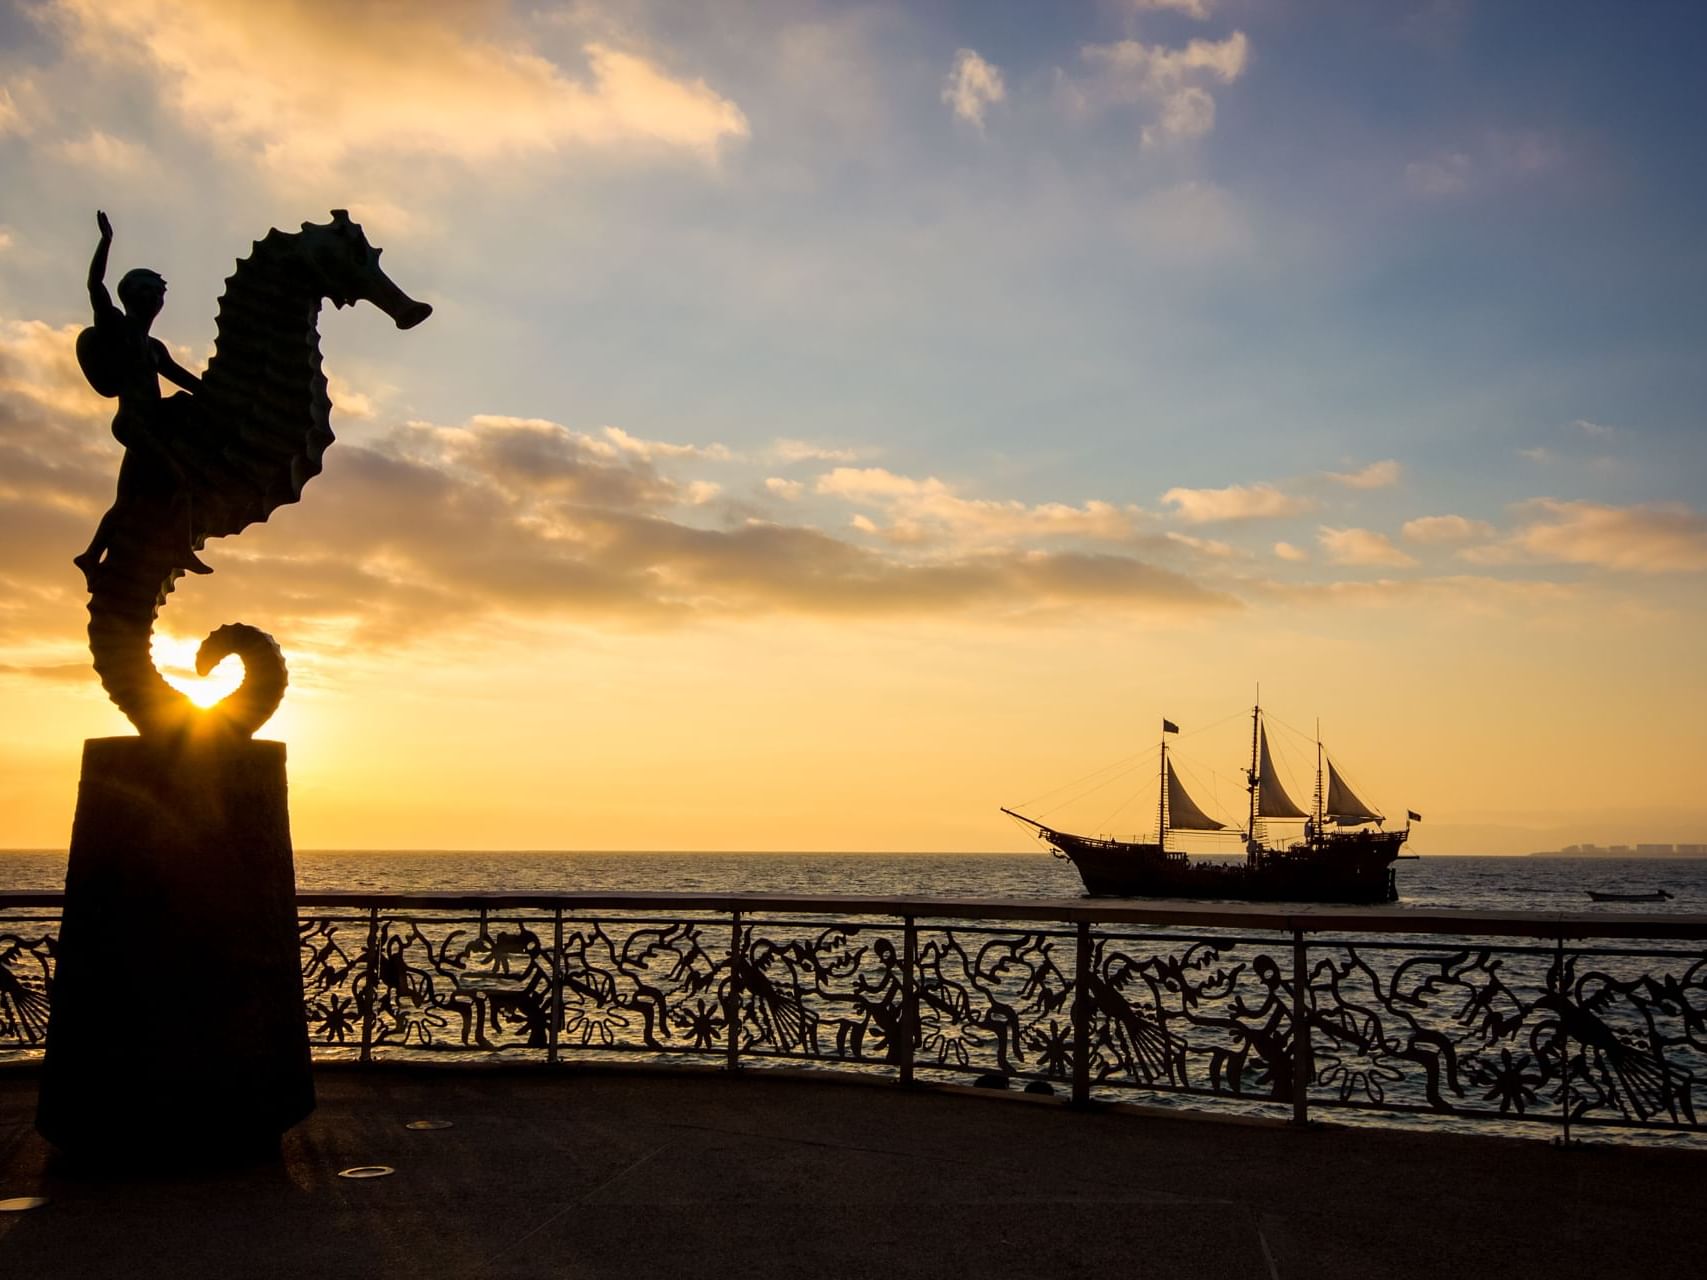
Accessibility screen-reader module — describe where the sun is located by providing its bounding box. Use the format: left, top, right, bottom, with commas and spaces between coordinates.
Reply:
149, 633, 244, 709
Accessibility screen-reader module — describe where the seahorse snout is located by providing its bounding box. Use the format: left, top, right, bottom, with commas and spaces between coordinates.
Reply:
394, 298, 433, 329
364, 266, 432, 330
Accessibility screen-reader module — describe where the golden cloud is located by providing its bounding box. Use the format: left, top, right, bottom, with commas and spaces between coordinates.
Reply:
1504, 499, 1707, 573
1162, 481, 1310, 524
0, 321, 1234, 671
1265, 574, 1580, 614
48, 0, 749, 174
1317, 526, 1417, 569
1402, 514, 1494, 545
816, 466, 1146, 550
1074, 30, 1249, 146
0, 85, 25, 136
1326, 459, 1401, 490
943, 49, 1004, 128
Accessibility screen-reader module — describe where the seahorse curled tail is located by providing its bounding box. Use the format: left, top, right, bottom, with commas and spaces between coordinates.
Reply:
87, 538, 286, 739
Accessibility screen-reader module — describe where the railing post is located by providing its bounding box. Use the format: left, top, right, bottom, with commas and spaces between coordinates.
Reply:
1291, 927, 1311, 1126
358, 904, 380, 1066
1071, 920, 1092, 1106
1556, 932, 1572, 1146
726, 910, 743, 1071
547, 906, 563, 1066
899, 915, 917, 1086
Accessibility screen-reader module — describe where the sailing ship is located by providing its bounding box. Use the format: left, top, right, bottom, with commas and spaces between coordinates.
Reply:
1003, 702, 1415, 903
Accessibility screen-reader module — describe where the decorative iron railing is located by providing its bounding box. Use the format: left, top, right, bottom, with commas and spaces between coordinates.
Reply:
3, 892, 1703, 1142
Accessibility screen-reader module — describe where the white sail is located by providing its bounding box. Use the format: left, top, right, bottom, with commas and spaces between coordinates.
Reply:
1257, 727, 1309, 819
1325, 760, 1382, 825
1166, 762, 1226, 832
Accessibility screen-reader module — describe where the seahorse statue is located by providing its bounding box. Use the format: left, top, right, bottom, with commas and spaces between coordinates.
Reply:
75, 210, 431, 738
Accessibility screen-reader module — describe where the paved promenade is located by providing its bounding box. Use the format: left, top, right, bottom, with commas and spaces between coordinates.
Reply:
1, 1067, 1703, 1279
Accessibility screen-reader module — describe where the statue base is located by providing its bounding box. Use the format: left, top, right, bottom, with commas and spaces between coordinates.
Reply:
37, 736, 314, 1165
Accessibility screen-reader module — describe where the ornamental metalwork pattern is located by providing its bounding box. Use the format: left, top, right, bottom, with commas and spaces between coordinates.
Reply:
558, 916, 729, 1054
1301, 942, 1706, 1129
2, 897, 1703, 1141
913, 927, 1074, 1081
0, 923, 55, 1057
1084, 932, 1299, 1104
733, 921, 907, 1066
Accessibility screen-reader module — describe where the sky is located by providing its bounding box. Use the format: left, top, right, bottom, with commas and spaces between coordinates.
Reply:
1, 0, 1704, 854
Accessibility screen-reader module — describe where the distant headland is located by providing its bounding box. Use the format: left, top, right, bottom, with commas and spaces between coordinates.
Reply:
1528, 843, 1707, 858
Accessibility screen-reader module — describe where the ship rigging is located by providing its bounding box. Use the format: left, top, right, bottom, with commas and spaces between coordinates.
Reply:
1003, 700, 1417, 903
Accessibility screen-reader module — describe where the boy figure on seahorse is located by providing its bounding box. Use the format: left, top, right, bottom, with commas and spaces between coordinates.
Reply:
74, 209, 213, 585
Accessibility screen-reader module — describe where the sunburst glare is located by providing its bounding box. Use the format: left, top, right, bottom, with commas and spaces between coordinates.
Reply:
150, 633, 243, 709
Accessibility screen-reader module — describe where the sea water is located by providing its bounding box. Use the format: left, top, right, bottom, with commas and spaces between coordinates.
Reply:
3, 848, 1706, 911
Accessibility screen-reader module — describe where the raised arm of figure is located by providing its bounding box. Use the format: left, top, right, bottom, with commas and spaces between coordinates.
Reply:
88, 210, 118, 318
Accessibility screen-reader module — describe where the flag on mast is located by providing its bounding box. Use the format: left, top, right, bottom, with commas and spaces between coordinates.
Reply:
1162, 719, 1179, 734
1407, 810, 1422, 822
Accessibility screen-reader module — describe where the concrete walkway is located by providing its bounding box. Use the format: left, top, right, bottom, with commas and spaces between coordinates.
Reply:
1, 1067, 1702, 1279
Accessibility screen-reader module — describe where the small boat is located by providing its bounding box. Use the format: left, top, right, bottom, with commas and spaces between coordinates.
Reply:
1586, 889, 1673, 903
1004, 700, 1414, 903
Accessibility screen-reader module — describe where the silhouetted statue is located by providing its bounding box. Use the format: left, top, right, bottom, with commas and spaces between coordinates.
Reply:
39, 211, 431, 1165
72, 209, 431, 738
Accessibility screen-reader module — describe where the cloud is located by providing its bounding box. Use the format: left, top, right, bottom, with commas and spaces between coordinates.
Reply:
325, 374, 376, 421
436, 416, 697, 511
770, 439, 861, 465
1519, 433, 1618, 470
601, 424, 731, 463
0, 228, 13, 253
1273, 541, 1308, 562
1326, 459, 1401, 489
0, 321, 1234, 657
1126, 0, 1215, 17
47, 0, 749, 175
0, 320, 111, 421
764, 477, 804, 501
1162, 482, 1310, 524
942, 49, 1004, 128
1402, 514, 1494, 545
1318, 526, 1417, 568
0, 662, 90, 683
1499, 499, 1707, 573
1074, 31, 1249, 147
1271, 574, 1578, 614
815, 466, 1146, 550
1164, 531, 1245, 559
0, 86, 22, 135
52, 129, 149, 174
1406, 131, 1565, 199
1405, 151, 1471, 197
1487, 129, 1564, 176
244, 441, 1232, 632
1128, 181, 1250, 259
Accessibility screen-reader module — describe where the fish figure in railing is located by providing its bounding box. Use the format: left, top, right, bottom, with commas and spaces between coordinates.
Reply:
1539, 980, 1696, 1126
0, 936, 54, 1046
737, 936, 816, 1053
74, 210, 431, 738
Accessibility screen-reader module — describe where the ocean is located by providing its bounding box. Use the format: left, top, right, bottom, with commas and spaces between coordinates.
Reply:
3, 848, 1707, 911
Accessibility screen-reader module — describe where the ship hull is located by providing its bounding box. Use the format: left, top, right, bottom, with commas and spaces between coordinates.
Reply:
1047, 829, 1405, 903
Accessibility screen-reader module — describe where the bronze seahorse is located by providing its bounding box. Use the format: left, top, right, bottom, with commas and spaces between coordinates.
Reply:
77, 210, 431, 738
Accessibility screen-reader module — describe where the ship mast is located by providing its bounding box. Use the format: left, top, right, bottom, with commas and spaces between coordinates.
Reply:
1246, 692, 1261, 862
1314, 717, 1324, 846
1157, 727, 1168, 852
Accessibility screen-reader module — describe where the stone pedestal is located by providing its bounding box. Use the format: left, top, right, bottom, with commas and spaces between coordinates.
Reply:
37, 736, 314, 1164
